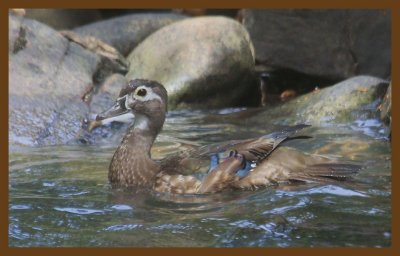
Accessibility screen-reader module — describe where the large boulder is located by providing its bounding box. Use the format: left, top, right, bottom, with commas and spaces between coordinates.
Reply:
25, 9, 103, 30
126, 16, 257, 109
242, 9, 391, 80
73, 13, 187, 56
250, 76, 389, 126
9, 14, 101, 148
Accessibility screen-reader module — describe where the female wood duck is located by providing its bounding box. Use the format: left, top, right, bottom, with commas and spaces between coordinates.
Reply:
95, 79, 360, 194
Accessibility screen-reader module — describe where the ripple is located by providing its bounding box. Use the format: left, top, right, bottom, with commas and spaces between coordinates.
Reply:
110, 204, 133, 211
10, 204, 31, 210
103, 224, 142, 231
9, 223, 31, 240
278, 185, 368, 198
363, 208, 385, 216
262, 197, 310, 215
350, 118, 388, 138
54, 207, 104, 215
305, 185, 368, 197
43, 182, 55, 187
229, 220, 257, 229
59, 191, 90, 198
147, 223, 191, 231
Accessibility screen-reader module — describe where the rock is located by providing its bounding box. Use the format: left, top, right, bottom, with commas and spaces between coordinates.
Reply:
60, 30, 129, 83
10, 9, 26, 17
250, 75, 389, 126
77, 74, 130, 145
89, 74, 128, 115
73, 13, 187, 56
378, 82, 391, 139
379, 82, 391, 125
25, 9, 102, 30
9, 14, 102, 148
242, 9, 391, 80
126, 16, 256, 109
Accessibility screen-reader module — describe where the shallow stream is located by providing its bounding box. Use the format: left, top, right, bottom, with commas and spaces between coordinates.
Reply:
9, 108, 391, 247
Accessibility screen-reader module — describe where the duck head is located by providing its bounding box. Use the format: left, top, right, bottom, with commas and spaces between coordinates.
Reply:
96, 79, 168, 135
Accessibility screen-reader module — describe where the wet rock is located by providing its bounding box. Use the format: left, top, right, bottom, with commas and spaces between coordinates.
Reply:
251, 75, 389, 126
126, 16, 256, 109
378, 82, 391, 139
25, 9, 102, 30
89, 74, 128, 115
242, 9, 391, 80
379, 82, 391, 125
75, 74, 130, 145
61, 30, 129, 84
9, 14, 102, 147
73, 13, 187, 56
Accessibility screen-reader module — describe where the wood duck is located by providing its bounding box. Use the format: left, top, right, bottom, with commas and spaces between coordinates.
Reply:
95, 79, 360, 194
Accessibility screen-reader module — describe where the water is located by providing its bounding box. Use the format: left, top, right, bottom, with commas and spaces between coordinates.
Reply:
8, 109, 391, 247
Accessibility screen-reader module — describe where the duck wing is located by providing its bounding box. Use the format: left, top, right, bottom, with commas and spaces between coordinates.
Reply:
159, 124, 311, 175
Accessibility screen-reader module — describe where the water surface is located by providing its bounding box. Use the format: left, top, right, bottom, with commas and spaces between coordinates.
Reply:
9, 109, 391, 247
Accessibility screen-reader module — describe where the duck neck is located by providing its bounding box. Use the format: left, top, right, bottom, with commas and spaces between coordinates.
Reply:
130, 113, 163, 152
109, 113, 165, 187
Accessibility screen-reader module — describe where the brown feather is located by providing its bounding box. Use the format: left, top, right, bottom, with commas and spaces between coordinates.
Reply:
101, 80, 360, 194
232, 147, 361, 189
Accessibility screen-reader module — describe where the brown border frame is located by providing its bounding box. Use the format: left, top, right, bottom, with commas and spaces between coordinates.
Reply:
2, 1, 398, 256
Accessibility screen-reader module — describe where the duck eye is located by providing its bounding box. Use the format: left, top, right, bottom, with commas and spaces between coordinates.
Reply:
136, 88, 147, 97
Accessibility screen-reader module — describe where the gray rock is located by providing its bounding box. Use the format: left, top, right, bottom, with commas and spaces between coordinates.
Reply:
89, 74, 128, 115
73, 13, 187, 56
379, 82, 391, 126
76, 74, 130, 146
126, 16, 256, 109
25, 9, 102, 30
242, 9, 391, 80
251, 76, 389, 126
9, 14, 101, 148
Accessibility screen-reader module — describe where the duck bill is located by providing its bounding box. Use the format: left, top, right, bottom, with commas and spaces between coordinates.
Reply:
87, 101, 135, 131
96, 101, 135, 125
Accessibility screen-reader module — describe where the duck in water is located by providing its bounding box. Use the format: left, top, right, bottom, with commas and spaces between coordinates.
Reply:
95, 79, 360, 194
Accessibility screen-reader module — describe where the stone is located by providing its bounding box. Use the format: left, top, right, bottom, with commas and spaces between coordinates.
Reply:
89, 74, 128, 115
73, 13, 187, 56
242, 9, 391, 80
250, 75, 389, 126
126, 16, 256, 109
379, 82, 391, 126
9, 14, 101, 148
25, 9, 102, 30
378, 82, 391, 139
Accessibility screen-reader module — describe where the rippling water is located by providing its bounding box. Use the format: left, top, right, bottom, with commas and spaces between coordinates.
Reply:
8, 109, 391, 247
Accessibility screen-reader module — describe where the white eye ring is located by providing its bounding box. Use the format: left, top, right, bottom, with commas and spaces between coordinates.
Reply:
135, 87, 147, 97
131, 86, 162, 102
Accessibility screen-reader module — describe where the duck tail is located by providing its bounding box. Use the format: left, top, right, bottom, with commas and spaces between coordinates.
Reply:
289, 163, 362, 183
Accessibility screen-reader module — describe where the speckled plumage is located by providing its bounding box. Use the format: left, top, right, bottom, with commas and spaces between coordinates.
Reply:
109, 128, 160, 188
97, 79, 361, 194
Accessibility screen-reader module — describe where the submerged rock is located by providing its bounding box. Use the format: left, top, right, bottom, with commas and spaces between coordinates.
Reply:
242, 9, 391, 80
251, 75, 389, 126
9, 14, 101, 147
73, 13, 187, 56
126, 16, 257, 109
